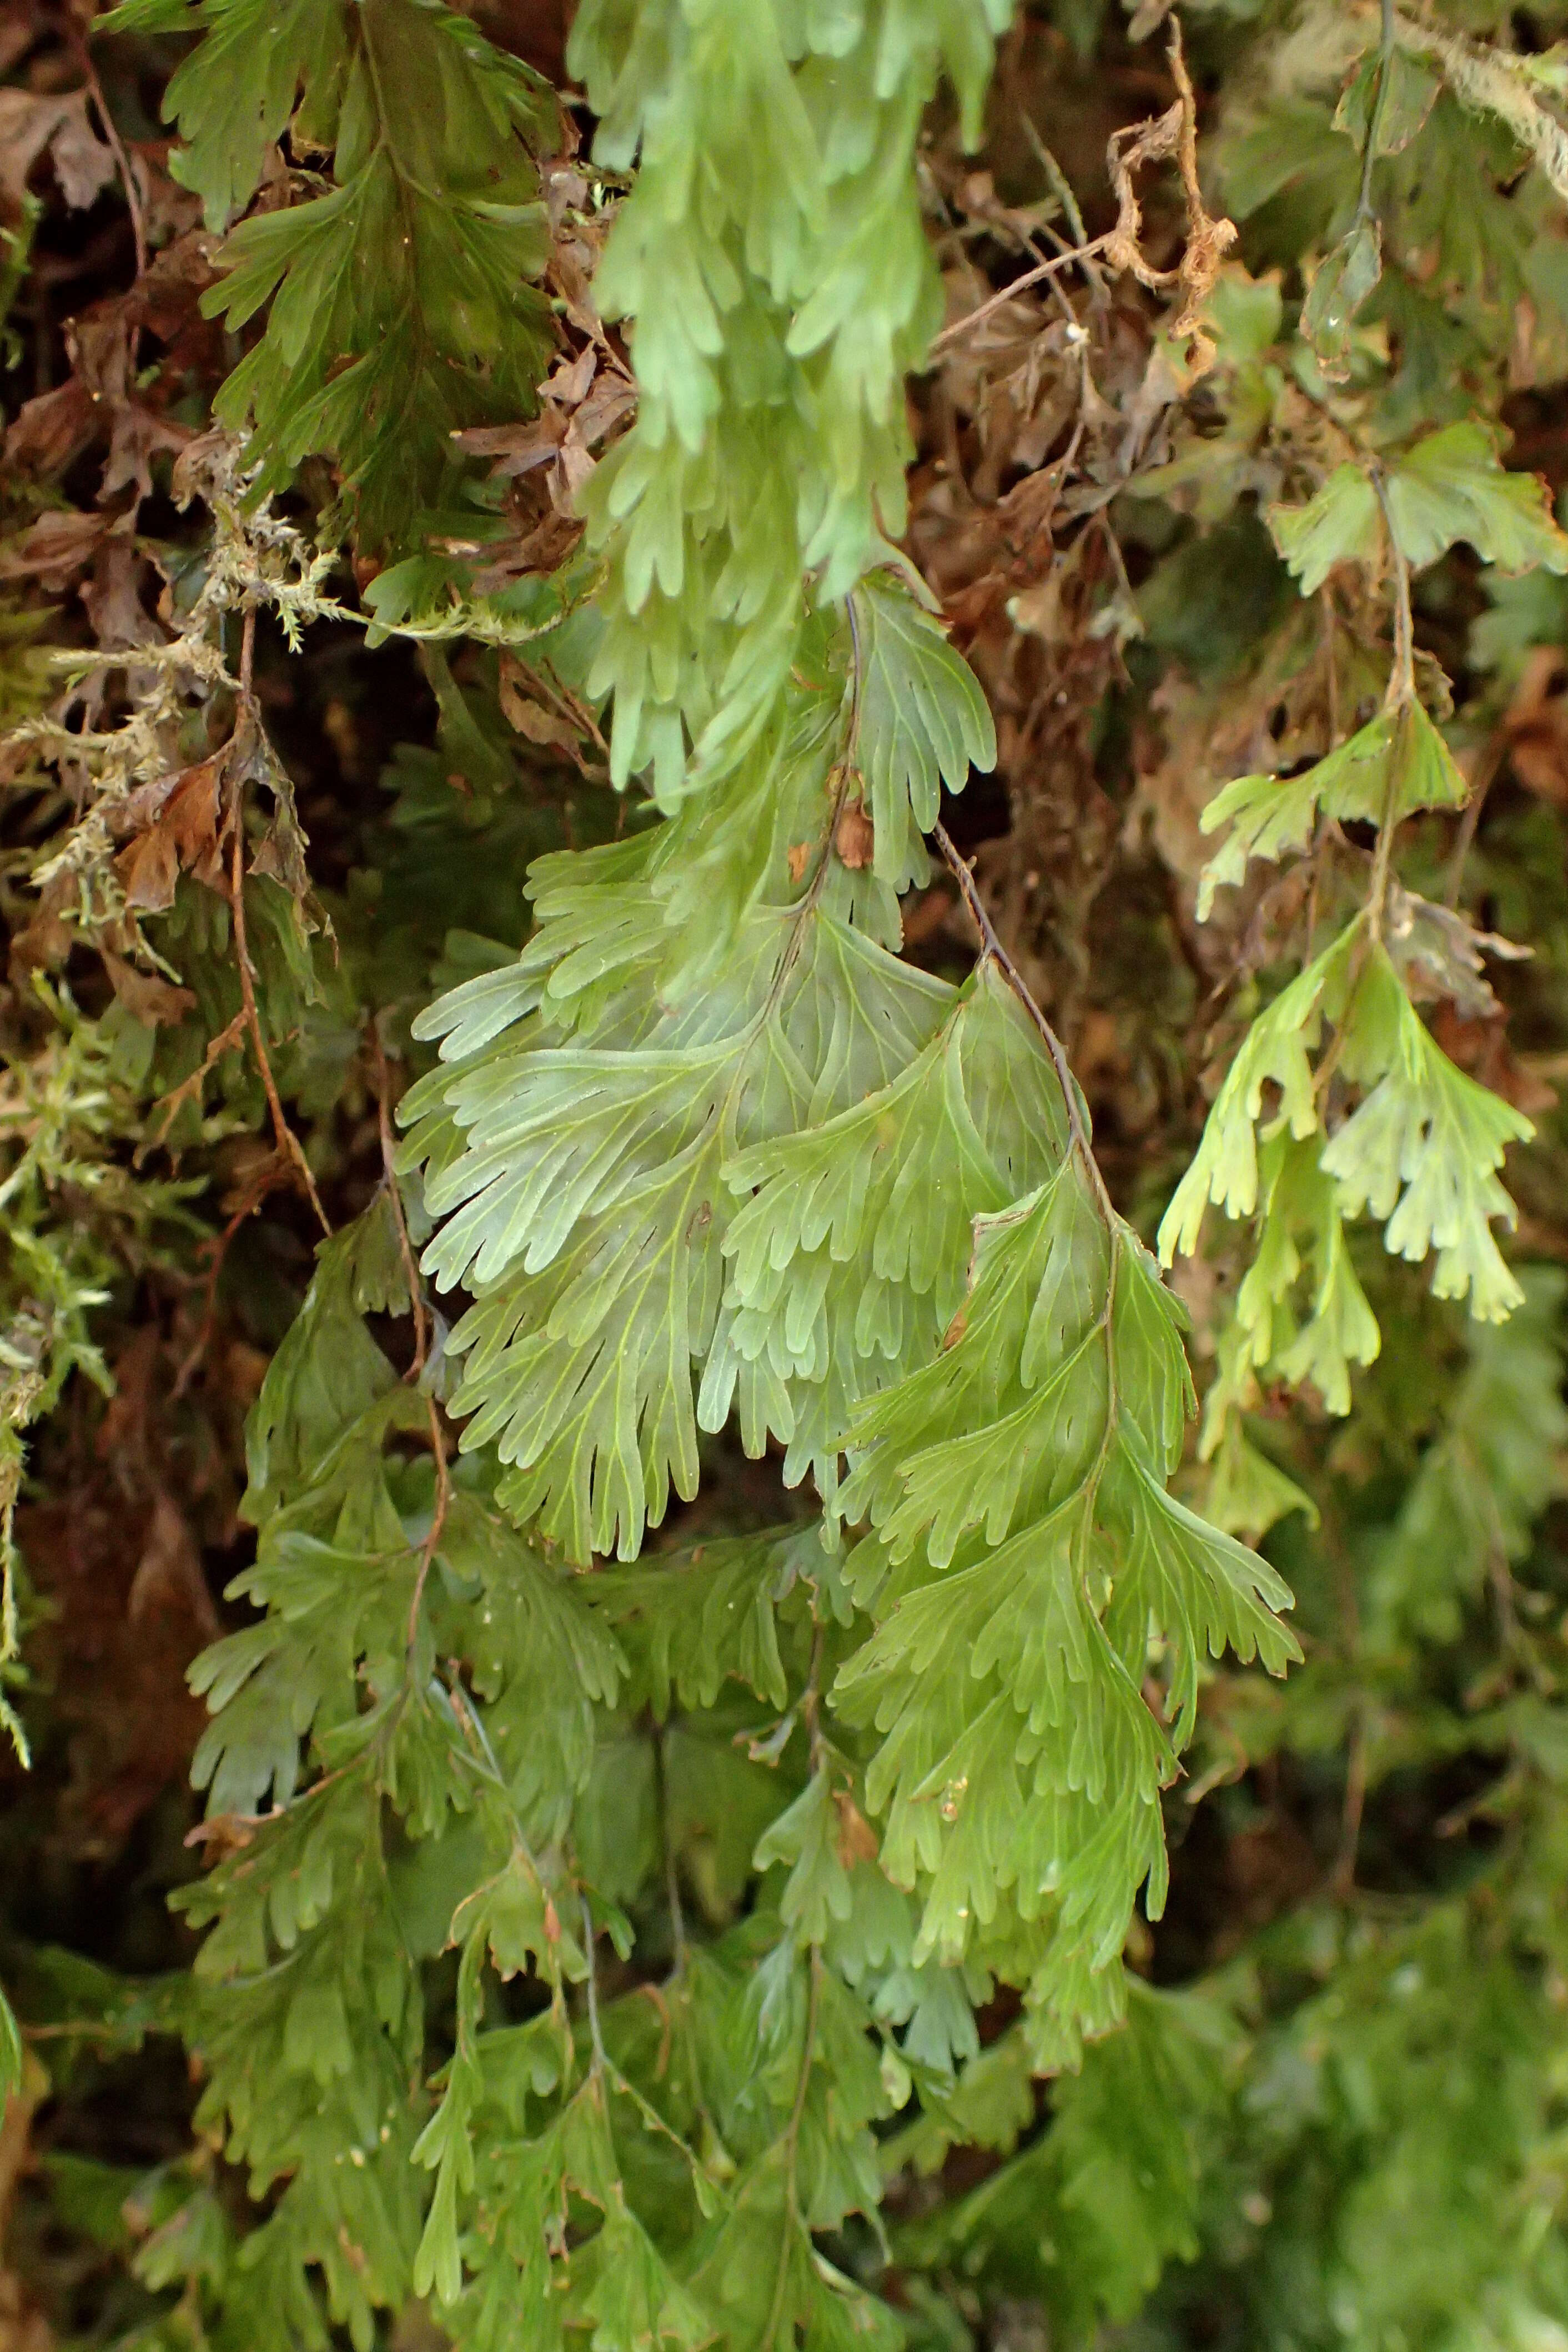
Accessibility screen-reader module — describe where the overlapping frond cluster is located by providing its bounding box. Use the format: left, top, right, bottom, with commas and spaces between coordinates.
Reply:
97, 0, 1310, 2338
154, 1202, 617, 2346
399, 587, 1013, 1550
12, 3, 1568, 2349
53, 0, 1568, 2343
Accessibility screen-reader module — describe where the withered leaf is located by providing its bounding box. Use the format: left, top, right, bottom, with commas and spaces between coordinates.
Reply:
0, 510, 108, 592
116, 757, 222, 912
128, 1491, 218, 1638
102, 949, 198, 1029
0, 89, 113, 225
833, 1790, 881, 1868
498, 653, 581, 750
834, 797, 876, 870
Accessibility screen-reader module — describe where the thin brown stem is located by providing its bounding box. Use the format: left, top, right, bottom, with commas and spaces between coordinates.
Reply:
144, 1009, 248, 1157
68, 18, 148, 287
1022, 114, 1088, 250
1364, 475, 1418, 943
1365, 719, 1405, 946
170, 1157, 292, 1396
928, 239, 1109, 355
932, 818, 1114, 1224
1356, 0, 1398, 228
1443, 730, 1507, 909
1321, 588, 1342, 751
1373, 469, 1416, 709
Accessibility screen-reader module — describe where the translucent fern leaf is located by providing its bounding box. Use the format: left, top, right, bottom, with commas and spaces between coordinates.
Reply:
1158, 926, 1358, 1259
99, 0, 350, 228
416, 906, 953, 1560
714, 967, 1063, 1499
1383, 420, 1568, 576
851, 575, 997, 892
1197, 703, 1468, 918
563, 0, 1011, 798
835, 1129, 1297, 2049
1238, 1132, 1382, 1415
1269, 462, 1381, 596
1320, 948, 1534, 1320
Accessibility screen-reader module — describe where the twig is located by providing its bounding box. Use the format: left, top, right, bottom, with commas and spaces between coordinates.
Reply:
66, 17, 147, 287
371, 1026, 429, 1373
229, 611, 329, 1235
1372, 471, 1416, 710
142, 1009, 248, 1157
1305, 594, 1346, 957
1356, 0, 1398, 228
1443, 728, 1508, 909
1364, 471, 1419, 942
170, 1154, 291, 1397
929, 240, 1109, 355
1023, 114, 1088, 250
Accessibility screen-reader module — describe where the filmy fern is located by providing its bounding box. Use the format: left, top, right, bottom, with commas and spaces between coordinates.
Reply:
97, 2, 1309, 2342
15, 4, 1568, 2349
1159, 404, 1564, 1502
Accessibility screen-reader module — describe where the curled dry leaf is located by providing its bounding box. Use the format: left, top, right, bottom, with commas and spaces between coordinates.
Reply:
833, 1791, 881, 1868
0, 88, 115, 224
127, 1489, 219, 1639
114, 756, 223, 913
1385, 881, 1531, 1021
0, 511, 108, 594
3, 230, 215, 508
497, 649, 584, 752
100, 949, 198, 1028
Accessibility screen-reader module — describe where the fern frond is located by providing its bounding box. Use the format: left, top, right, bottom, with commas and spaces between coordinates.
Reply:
108, 0, 557, 549
835, 1128, 1298, 2054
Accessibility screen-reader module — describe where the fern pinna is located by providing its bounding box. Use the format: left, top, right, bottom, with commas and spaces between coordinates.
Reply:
8, 2, 1566, 2349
